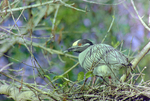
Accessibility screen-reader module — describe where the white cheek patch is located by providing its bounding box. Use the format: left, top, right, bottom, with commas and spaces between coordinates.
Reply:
84, 43, 90, 46
72, 40, 80, 46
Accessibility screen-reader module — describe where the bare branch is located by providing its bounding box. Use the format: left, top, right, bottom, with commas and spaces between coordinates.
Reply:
131, 0, 150, 31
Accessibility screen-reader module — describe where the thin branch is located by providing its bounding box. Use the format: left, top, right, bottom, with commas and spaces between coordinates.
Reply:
42, 62, 79, 90
0, 0, 59, 13
131, 0, 150, 31
0, 0, 85, 13
107, 15, 115, 32
52, 5, 60, 30
59, 0, 85, 12
133, 66, 146, 85
17, 37, 77, 59
0, 63, 13, 72
51, 62, 79, 83
83, 0, 126, 5
132, 42, 150, 69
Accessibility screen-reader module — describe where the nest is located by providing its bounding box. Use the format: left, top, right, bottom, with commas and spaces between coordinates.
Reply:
1, 71, 150, 101
58, 79, 150, 101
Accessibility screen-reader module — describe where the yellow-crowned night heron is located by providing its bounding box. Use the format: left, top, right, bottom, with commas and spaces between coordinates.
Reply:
64, 39, 131, 82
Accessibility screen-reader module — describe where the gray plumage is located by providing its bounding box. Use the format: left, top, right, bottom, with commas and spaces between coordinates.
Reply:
79, 43, 130, 78
64, 39, 131, 81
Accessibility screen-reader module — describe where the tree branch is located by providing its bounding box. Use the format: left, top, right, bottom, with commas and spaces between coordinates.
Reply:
120, 41, 150, 82
131, 0, 150, 31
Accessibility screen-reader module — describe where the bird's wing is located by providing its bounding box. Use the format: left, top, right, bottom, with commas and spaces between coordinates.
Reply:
80, 44, 129, 71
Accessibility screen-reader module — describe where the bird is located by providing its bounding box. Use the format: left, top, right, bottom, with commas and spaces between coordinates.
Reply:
64, 39, 132, 83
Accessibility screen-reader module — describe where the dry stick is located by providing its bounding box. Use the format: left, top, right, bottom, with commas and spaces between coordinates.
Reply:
120, 42, 150, 82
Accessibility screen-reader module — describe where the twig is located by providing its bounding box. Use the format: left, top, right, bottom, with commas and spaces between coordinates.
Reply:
59, 0, 85, 12
0, 63, 13, 72
0, 0, 59, 13
51, 4, 60, 39
17, 37, 77, 58
101, 14, 115, 43
52, 62, 79, 82
41, 62, 79, 90
131, 0, 150, 31
8, 1, 22, 34
52, 4, 60, 30
107, 15, 115, 33
83, 0, 126, 5
0, 0, 85, 14
133, 66, 146, 85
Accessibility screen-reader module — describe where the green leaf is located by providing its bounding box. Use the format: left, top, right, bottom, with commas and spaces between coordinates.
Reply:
85, 71, 93, 79
111, 41, 120, 48
53, 75, 64, 80
77, 72, 84, 81
59, 84, 63, 87
44, 75, 51, 81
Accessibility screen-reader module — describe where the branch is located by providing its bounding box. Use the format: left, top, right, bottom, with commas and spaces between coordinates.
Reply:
0, 0, 59, 13
16, 37, 77, 59
131, 42, 150, 69
0, 84, 39, 101
0, 0, 85, 14
120, 41, 150, 82
83, 0, 126, 5
131, 0, 150, 31
0, 72, 62, 100
0, 4, 56, 57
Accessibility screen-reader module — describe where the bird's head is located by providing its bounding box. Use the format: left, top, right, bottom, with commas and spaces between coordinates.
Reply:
64, 39, 93, 53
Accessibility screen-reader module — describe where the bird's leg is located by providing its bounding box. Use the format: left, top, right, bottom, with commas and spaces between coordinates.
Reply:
108, 76, 112, 91
101, 76, 109, 85
95, 75, 109, 85
81, 78, 88, 91
92, 76, 96, 87
108, 76, 112, 84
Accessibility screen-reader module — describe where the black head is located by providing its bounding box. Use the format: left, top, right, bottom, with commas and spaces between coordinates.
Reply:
64, 39, 93, 53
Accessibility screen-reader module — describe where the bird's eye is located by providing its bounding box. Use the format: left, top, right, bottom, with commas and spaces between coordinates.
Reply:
78, 43, 82, 46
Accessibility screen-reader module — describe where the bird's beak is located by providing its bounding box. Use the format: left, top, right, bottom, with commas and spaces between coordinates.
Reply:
63, 47, 76, 53
63, 49, 69, 53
